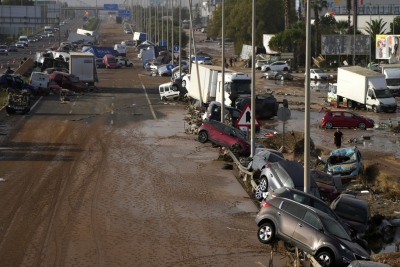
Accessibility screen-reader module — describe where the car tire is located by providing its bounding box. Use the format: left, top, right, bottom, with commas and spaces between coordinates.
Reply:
254, 186, 264, 201
265, 67, 270, 71
325, 122, 333, 129
283, 67, 288, 71
162, 96, 167, 101
198, 131, 208, 143
257, 222, 275, 244
258, 177, 268, 192
358, 122, 366, 130
172, 85, 178, 91
315, 250, 334, 267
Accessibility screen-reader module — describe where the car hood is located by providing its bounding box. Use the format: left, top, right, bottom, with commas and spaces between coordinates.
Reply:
340, 238, 370, 259
327, 163, 356, 174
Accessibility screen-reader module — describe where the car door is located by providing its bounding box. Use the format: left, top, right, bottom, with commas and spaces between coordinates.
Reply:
331, 111, 344, 126
342, 111, 356, 127
292, 210, 323, 253
277, 201, 306, 243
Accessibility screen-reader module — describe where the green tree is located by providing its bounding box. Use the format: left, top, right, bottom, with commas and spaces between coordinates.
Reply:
312, 0, 328, 57
365, 18, 390, 62
389, 16, 400, 34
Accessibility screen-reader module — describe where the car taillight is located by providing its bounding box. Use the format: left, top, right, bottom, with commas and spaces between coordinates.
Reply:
265, 163, 271, 168
270, 194, 276, 198
262, 202, 271, 208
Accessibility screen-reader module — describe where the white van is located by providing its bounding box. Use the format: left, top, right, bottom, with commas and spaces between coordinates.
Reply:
30, 72, 50, 89
114, 44, 126, 57
19, 36, 29, 46
159, 82, 179, 101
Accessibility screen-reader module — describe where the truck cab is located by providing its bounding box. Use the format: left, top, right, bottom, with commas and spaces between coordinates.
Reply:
382, 67, 400, 97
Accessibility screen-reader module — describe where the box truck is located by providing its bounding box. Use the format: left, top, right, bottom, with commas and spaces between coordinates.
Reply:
188, 64, 251, 108
380, 64, 400, 97
69, 52, 98, 87
327, 66, 397, 113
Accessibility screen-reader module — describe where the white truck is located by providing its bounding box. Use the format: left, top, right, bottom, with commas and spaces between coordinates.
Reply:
68, 32, 95, 44
69, 52, 98, 88
114, 44, 126, 57
76, 28, 98, 42
327, 66, 397, 113
188, 64, 251, 107
380, 64, 400, 97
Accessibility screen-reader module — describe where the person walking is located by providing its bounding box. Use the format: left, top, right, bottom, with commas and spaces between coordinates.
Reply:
229, 57, 233, 67
333, 128, 344, 149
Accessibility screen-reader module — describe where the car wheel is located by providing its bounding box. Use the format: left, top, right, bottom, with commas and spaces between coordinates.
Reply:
283, 67, 288, 71
358, 122, 366, 130
162, 96, 167, 101
172, 85, 178, 91
257, 222, 275, 244
129, 63, 133, 67
325, 122, 333, 129
254, 186, 264, 201
258, 177, 268, 192
265, 67, 270, 71
198, 131, 208, 143
315, 250, 334, 267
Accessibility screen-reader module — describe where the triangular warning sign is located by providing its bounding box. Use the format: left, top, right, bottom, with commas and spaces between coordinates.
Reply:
235, 103, 260, 127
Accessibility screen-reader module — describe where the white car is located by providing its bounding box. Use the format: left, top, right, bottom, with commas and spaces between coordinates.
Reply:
261, 61, 290, 72
47, 32, 54, 37
116, 58, 133, 67
255, 60, 268, 70
309, 68, 328, 80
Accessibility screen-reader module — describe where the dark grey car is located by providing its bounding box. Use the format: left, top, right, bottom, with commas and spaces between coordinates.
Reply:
255, 197, 370, 267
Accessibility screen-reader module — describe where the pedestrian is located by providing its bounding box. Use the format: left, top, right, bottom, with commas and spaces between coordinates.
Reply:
333, 128, 344, 149
229, 57, 233, 67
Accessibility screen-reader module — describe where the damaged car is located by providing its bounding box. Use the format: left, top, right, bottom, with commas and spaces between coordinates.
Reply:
322, 147, 364, 182
247, 148, 285, 179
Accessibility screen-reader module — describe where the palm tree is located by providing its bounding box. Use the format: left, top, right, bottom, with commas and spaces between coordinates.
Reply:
346, 0, 352, 33
334, 20, 348, 35
312, 0, 328, 57
365, 19, 390, 62
284, 0, 290, 29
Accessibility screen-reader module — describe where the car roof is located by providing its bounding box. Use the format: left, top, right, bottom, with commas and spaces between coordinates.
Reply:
270, 160, 318, 187
273, 196, 334, 220
333, 194, 368, 209
329, 147, 358, 155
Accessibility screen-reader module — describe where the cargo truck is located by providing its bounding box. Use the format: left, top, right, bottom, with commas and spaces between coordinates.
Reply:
327, 66, 397, 113
69, 52, 98, 88
68, 32, 95, 43
380, 64, 400, 97
188, 64, 251, 108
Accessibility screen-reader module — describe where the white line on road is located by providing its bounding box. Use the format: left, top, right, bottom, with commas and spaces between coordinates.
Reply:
138, 75, 157, 120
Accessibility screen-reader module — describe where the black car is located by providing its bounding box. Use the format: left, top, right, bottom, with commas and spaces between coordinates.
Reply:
331, 194, 371, 238
8, 45, 18, 52
255, 197, 370, 267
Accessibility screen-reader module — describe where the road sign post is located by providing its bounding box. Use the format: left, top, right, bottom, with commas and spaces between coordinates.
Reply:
277, 107, 291, 153
235, 104, 260, 141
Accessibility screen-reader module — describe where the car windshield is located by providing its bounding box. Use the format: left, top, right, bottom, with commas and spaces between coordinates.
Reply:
334, 202, 368, 223
321, 216, 352, 241
107, 58, 116, 63
387, 78, 400, 86
374, 89, 394, 98
226, 80, 251, 95
314, 69, 324, 73
328, 148, 357, 165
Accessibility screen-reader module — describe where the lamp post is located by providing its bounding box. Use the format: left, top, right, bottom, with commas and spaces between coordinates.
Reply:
369, 3, 371, 64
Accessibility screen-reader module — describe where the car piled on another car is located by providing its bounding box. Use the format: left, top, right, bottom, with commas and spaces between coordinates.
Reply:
197, 120, 251, 156
262, 70, 293, 80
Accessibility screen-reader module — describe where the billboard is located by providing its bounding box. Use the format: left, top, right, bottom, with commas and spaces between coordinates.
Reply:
376, 35, 400, 63
321, 35, 371, 56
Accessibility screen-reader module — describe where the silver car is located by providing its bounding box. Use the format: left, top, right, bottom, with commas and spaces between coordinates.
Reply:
255, 197, 370, 267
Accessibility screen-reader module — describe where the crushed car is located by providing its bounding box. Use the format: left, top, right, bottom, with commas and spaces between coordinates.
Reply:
322, 147, 364, 182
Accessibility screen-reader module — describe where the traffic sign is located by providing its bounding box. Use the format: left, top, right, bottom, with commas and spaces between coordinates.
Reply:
174, 52, 179, 59
118, 10, 131, 17
104, 4, 118, 10
277, 107, 291, 121
235, 104, 260, 127
166, 64, 174, 71
173, 45, 179, 52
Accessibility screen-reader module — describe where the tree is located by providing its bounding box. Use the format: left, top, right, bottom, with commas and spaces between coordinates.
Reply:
365, 19, 390, 62
389, 16, 400, 34
312, 0, 328, 57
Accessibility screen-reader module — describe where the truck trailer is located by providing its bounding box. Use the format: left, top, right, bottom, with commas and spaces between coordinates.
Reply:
380, 64, 400, 97
328, 66, 397, 113
69, 52, 98, 87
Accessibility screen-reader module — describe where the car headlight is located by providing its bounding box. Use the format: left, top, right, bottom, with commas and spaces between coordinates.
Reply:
340, 244, 352, 255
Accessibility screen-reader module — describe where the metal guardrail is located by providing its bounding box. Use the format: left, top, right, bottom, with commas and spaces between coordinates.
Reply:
227, 150, 258, 190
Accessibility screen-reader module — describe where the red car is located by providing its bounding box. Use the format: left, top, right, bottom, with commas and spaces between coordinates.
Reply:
49, 71, 88, 92
320, 110, 374, 130
197, 120, 250, 156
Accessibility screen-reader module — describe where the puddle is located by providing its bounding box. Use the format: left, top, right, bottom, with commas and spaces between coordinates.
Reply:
263, 108, 400, 158
367, 226, 400, 255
